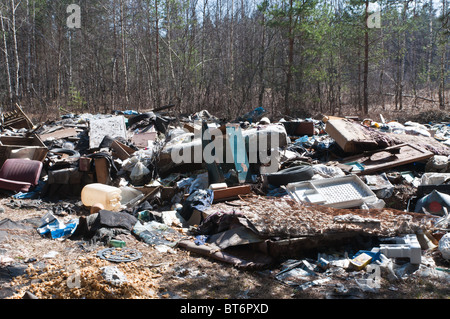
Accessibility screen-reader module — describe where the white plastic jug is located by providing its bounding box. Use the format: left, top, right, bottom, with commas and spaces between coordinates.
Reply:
81, 183, 122, 211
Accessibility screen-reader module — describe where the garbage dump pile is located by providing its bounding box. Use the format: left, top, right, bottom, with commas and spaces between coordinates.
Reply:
1, 104, 450, 298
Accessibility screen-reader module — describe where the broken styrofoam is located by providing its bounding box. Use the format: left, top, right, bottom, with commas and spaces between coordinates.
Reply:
420, 173, 450, 185
101, 266, 128, 286
379, 234, 422, 265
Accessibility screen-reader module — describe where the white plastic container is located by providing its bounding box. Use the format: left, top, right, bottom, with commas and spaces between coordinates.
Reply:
286, 175, 377, 209
81, 183, 122, 211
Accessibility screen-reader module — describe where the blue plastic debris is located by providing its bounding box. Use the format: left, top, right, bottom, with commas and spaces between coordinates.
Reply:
37, 212, 78, 239
194, 235, 208, 246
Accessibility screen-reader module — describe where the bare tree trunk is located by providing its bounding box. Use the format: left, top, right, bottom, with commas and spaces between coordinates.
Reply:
0, 7, 13, 105
427, 0, 434, 94
284, 0, 294, 116
228, 0, 235, 118
439, 0, 447, 110
26, 0, 31, 95
112, 0, 118, 110
56, 25, 62, 109
120, 0, 129, 105
379, 2, 385, 110
11, 0, 20, 99
357, 49, 362, 112
155, 0, 161, 109
165, 0, 177, 105
258, 10, 266, 108
399, 1, 410, 111
198, 0, 208, 113
363, 0, 369, 115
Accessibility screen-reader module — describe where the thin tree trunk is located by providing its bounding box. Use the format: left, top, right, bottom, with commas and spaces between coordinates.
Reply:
284, 0, 294, 116
427, 0, 434, 94
26, 0, 31, 95
439, 0, 447, 110
166, 0, 177, 105
258, 11, 266, 108
120, 0, 129, 105
0, 8, 13, 105
11, 0, 20, 99
363, 0, 369, 115
155, 0, 161, 109
228, 0, 234, 118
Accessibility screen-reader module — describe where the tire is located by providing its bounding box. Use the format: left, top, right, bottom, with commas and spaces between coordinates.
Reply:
49, 148, 80, 159
266, 164, 314, 187
127, 113, 155, 127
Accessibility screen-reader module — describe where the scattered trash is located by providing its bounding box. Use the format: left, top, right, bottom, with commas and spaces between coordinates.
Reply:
350, 251, 377, 270
97, 247, 142, 263
37, 212, 78, 240
379, 234, 422, 265
43, 251, 59, 259
415, 190, 450, 216
81, 183, 122, 212
132, 220, 184, 248
286, 175, 378, 209
439, 233, 450, 260
297, 277, 331, 291
101, 266, 128, 286
2, 106, 450, 299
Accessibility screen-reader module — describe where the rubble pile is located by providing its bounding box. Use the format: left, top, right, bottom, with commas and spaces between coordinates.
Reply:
1, 104, 450, 298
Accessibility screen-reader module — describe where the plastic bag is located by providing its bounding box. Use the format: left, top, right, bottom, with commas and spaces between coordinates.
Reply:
130, 161, 150, 185
312, 164, 345, 178
439, 233, 450, 260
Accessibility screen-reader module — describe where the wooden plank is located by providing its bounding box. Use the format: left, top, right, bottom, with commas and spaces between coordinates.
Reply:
95, 157, 110, 184
15, 103, 34, 128
342, 143, 434, 175
39, 128, 78, 141
213, 185, 252, 203
325, 118, 378, 153
111, 140, 135, 160
79, 157, 92, 172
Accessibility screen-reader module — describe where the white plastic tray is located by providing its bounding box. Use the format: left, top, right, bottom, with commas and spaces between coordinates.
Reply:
286, 175, 377, 209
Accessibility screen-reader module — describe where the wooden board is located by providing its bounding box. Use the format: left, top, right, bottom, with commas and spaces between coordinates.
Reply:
213, 185, 252, 202
95, 157, 110, 184
342, 143, 434, 175
39, 128, 78, 141
111, 140, 135, 160
325, 118, 378, 153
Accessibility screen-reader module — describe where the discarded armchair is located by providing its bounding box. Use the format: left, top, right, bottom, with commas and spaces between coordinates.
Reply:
0, 159, 43, 192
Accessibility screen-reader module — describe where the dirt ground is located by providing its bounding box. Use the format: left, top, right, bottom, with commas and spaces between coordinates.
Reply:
0, 197, 449, 303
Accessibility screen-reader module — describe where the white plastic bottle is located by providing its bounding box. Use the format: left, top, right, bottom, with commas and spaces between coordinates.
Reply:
81, 183, 122, 211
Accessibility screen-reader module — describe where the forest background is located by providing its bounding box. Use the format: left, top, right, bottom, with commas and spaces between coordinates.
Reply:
0, 0, 448, 122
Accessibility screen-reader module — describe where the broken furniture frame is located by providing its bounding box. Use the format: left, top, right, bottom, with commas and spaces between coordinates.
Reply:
1, 104, 34, 130
0, 134, 48, 167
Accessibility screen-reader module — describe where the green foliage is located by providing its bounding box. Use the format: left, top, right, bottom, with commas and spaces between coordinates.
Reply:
66, 85, 86, 112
